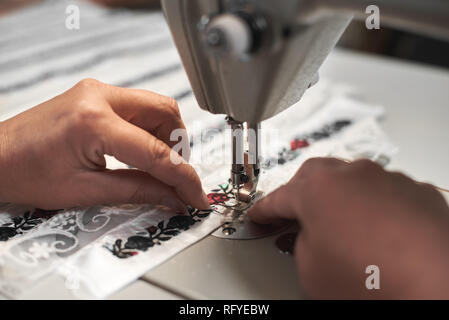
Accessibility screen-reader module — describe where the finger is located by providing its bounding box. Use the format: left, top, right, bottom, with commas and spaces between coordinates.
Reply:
248, 158, 348, 224
295, 157, 349, 179
248, 158, 347, 224
247, 184, 300, 224
104, 116, 210, 210
102, 84, 188, 151
76, 169, 188, 212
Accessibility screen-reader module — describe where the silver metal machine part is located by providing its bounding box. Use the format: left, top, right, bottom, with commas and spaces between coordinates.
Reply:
227, 117, 244, 204
212, 191, 292, 240
162, 0, 351, 124
213, 118, 272, 239
162, 0, 449, 124
228, 117, 261, 204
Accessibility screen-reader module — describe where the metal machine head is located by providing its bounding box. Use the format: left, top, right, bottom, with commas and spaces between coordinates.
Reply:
160, 0, 449, 239
161, 0, 449, 124
161, 0, 351, 124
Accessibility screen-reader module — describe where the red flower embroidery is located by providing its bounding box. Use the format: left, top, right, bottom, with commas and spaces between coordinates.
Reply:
290, 139, 309, 151
147, 226, 158, 235
207, 193, 230, 205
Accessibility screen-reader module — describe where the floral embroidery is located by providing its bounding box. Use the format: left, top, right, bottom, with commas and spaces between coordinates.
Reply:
28, 242, 53, 259
104, 182, 246, 259
290, 139, 309, 151
105, 206, 213, 259
208, 183, 235, 205
207, 192, 230, 205
262, 119, 352, 169
3, 207, 140, 267
0, 209, 59, 241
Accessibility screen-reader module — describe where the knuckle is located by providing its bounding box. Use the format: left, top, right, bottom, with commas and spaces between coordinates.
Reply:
67, 106, 110, 147
148, 138, 169, 167
292, 158, 333, 189
166, 97, 181, 117
75, 78, 103, 91
348, 159, 385, 183
129, 186, 152, 204
71, 100, 105, 131
295, 158, 320, 181
351, 159, 381, 172
69, 80, 108, 129
300, 158, 320, 172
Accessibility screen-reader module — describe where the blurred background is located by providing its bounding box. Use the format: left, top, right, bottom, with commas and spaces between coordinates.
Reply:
339, 20, 449, 69
1, 0, 448, 69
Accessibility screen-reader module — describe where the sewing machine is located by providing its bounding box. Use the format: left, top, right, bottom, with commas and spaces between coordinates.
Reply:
160, 0, 449, 239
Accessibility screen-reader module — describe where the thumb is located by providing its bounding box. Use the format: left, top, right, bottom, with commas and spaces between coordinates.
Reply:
247, 184, 299, 224
76, 169, 187, 212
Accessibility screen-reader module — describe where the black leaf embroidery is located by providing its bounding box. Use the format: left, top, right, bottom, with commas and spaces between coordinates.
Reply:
262, 119, 352, 169
0, 227, 17, 241
0, 208, 60, 241
105, 206, 211, 259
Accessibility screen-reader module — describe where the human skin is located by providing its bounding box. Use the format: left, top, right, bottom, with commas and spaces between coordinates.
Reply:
0, 78, 210, 211
0, 0, 41, 15
248, 158, 449, 299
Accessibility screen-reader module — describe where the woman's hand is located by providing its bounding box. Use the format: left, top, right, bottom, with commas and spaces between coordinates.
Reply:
248, 158, 449, 299
0, 79, 209, 211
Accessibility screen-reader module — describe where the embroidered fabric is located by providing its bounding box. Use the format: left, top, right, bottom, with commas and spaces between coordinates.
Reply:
0, 92, 395, 298
0, 0, 397, 299
0, 205, 153, 297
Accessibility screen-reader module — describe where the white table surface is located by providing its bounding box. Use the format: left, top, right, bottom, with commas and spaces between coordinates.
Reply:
17, 48, 449, 299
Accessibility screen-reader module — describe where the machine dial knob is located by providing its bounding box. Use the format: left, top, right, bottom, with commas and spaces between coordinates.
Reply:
204, 11, 266, 58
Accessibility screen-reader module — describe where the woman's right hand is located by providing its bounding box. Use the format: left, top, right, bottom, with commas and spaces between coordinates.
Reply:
248, 158, 449, 299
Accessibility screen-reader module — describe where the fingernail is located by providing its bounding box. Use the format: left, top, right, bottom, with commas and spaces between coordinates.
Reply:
161, 196, 188, 214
